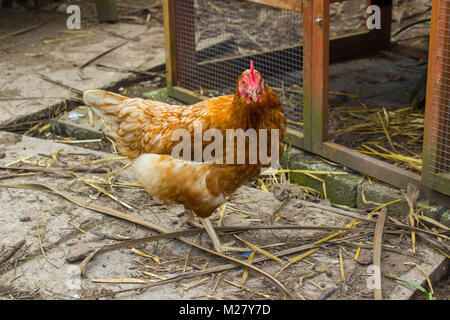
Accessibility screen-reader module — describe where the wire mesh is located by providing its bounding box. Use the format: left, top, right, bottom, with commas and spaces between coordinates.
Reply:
173, 0, 303, 130
325, 0, 429, 175
429, 0, 450, 177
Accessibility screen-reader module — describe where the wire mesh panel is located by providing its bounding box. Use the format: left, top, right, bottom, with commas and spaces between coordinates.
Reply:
423, 0, 450, 194
326, 0, 429, 175
172, 0, 304, 130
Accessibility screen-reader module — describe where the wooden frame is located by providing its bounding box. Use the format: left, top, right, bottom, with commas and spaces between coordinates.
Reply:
163, 0, 450, 199
422, 0, 450, 196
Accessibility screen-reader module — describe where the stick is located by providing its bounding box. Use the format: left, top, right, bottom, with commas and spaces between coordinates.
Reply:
95, 63, 157, 76
77, 26, 150, 79
36, 219, 59, 269
271, 198, 291, 221
0, 96, 72, 101
0, 22, 44, 41
38, 74, 83, 96
373, 208, 387, 300
0, 165, 107, 176
388, 216, 450, 255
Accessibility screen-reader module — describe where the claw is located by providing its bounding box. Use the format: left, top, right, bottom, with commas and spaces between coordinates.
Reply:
200, 217, 247, 253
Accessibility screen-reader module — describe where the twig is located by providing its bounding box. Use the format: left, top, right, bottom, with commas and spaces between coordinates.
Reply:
0, 165, 107, 177
373, 208, 387, 300
0, 96, 72, 101
36, 219, 59, 269
305, 201, 448, 239
405, 184, 420, 255
0, 173, 38, 180
302, 202, 377, 223
271, 198, 291, 221
95, 63, 157, 77
38, 74, 83, 96
0, 22, 44, 41
388, 216, 450, 256
339, 247, 346, 281
77, 27, 150, 80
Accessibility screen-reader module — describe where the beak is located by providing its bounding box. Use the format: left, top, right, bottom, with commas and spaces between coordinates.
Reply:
248, 87, 258, 103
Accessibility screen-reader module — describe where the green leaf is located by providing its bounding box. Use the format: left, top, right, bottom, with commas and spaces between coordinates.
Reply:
387, 272, 434, 300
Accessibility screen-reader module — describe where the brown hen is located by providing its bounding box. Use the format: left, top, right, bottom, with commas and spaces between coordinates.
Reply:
84, 61, 286, 252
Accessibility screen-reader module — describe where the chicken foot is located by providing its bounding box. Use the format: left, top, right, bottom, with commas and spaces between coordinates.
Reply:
179, 209, 203, 228
200, 217, 248, 253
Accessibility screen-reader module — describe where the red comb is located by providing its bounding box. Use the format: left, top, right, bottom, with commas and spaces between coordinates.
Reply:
249, 60, 256, 83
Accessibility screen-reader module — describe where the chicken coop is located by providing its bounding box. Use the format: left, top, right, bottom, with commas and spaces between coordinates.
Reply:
163, 0, 450, 197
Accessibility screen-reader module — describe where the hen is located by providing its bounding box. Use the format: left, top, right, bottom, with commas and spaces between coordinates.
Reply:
83, 61, 286, 252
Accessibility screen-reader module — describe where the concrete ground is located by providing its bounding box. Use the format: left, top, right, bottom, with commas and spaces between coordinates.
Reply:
0, 4, 165, 126
0, 131, 447, 300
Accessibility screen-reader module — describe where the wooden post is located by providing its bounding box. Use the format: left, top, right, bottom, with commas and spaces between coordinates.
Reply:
163, 0, 177, 89
302, 0, 313, 151
310, 0, 330, 154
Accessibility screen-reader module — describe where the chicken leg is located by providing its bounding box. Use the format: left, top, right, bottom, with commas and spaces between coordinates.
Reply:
179, 209, 203, 228
200, 217, 248, 253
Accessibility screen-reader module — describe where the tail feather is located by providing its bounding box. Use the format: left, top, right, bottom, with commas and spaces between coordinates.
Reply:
83, 89, 127, 109
83, 89, 194, 159
83, 89, 129, 139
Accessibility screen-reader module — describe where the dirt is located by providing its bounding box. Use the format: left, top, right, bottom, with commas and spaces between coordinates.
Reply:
0, 128, 447, 301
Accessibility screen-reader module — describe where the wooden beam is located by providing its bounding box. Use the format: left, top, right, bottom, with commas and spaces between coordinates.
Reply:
245, 0, 350, 12
329, 31, 377, 61
286, 127, 304, 149
163, 0, 177, 88
169, 86, 206, 105
310, 0, 330, 153
390, 43, 429, 61
302, 0, 313, 151
246, 0, 302, 11
319, 142, 450, 204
